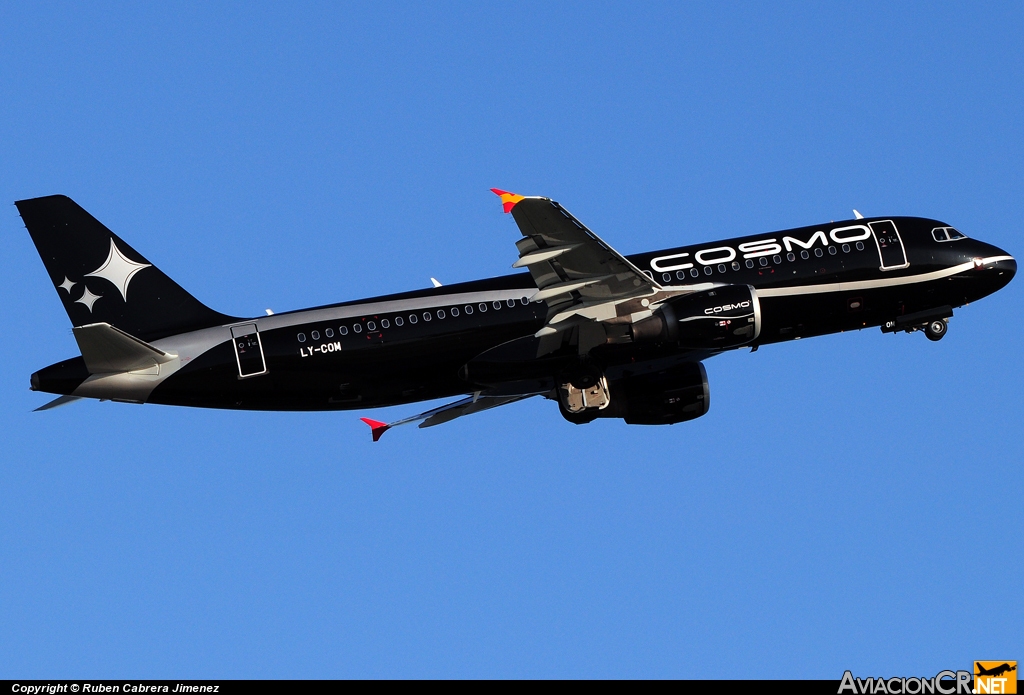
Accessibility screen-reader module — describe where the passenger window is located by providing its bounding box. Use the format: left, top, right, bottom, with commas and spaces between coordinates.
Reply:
437, 310, 445, 319
814, 248, 823, 257
745, 259, 754, 269
339, 326, 348, 335
690, 268, 699, 277
325, 328, 334, 338
423, 312, 432, 321
311, 330, 320, 340
787, 252, 795, 262
772, 255, 781, 265
828, 246, 837, 255
704, 266, 712, 275
718, 264, 726, 273
842, 244, 850, 253
759, 257, 768, 266
465, 305, 473, 314
932, 228, 948, 242
381, 319, 390, 328
395, 317, 404, 326
676, 270, 686, 280
800, 250, 810, 259
493, 301, 501, 309
507, 299, 516, 307
731, 261, 740, 271
366, 321, 376, 331
353, 323, 363, 333
451, 307, 459, 317
856, 241, 865, 251
297, 332, 306, 342
409, 314, 418, 324
478, 303, 487, 312
521, 297, 529, 304
662, 273, 672, 283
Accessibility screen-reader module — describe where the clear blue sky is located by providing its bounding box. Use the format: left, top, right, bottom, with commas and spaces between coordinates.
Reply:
1, 2, 1021, 679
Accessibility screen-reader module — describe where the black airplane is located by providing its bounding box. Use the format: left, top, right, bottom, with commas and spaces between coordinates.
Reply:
976, 664, 1017, 678
17, 190, 1015, 440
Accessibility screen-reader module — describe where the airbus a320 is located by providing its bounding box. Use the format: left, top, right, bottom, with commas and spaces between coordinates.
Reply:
17, 190, 1015, 440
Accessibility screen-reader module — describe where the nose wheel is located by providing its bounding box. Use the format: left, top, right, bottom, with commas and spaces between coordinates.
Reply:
925, 319, 948, 341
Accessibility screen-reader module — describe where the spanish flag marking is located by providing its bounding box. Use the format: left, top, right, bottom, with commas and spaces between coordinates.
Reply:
490, 188, 525, 214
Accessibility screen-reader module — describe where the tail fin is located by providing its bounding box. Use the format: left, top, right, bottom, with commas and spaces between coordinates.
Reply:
16, 195, 236, 340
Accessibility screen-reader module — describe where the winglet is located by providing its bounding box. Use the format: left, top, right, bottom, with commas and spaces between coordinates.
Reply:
491, 188, 525, 214
360, 417, 390, 442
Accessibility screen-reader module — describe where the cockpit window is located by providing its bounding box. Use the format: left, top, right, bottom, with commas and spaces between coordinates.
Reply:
932, 226, 967, 242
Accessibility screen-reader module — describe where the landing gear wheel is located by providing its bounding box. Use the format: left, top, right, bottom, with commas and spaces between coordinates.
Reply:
925, 319, 947, 342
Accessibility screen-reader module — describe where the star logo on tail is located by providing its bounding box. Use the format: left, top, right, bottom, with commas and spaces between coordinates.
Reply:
85, 238, 151, 302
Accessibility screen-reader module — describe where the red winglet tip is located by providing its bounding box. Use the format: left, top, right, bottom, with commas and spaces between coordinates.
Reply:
490, 188, 525, 213
359, 417, 390, 442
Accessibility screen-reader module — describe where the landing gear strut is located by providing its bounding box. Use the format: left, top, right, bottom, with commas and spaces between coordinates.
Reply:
925, 319, 948, 342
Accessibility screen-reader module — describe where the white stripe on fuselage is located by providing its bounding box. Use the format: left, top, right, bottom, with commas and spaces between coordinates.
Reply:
755, 255, 1013, 299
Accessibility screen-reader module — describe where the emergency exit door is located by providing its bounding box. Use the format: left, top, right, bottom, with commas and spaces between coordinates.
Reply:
231, 324, 268, 378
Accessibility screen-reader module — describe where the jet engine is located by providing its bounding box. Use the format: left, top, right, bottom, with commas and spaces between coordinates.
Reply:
630, 284, 761, 349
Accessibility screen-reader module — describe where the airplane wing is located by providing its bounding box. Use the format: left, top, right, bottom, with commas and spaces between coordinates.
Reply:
360, 391, 542, 441
493, 189, 663, 353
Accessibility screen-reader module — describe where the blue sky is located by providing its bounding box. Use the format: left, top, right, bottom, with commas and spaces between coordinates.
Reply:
1, 2, 1021, 678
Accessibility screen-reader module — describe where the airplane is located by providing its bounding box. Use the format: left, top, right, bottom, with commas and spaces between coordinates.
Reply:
976, 663, 1016, 678
17, 190, 1015, 440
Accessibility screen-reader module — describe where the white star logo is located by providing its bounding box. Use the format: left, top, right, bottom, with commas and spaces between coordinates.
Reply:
75, 286, 102, 312
57, 276, 76, 293
84, 239, 151, 302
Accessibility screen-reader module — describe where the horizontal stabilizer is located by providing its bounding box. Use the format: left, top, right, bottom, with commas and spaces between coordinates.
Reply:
34, 394, 83, 411
73, 322, 176, 374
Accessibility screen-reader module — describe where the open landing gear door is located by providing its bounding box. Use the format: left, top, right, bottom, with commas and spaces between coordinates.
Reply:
231, 324, 267, 378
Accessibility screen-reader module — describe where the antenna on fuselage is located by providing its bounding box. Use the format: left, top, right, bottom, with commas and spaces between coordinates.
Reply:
853, 209, 864, 220
430, 277, 442, 288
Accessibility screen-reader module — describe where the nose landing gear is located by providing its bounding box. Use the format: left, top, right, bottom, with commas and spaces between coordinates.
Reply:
925, 318, 948, 342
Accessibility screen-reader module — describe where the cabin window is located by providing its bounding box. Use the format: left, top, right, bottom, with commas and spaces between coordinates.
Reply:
842, 244, 850, 253
800, 250, 810, 259
409, 314, 418, 324
759, 257, 768, 266
367, 321, 376, 331
676, 270, 686, 280
947, 228, 966, 239
465, 305, 473, 315
478, 303, 487, 312
662, 273, 672, 283
395, 317, 404, 326
814, 248, 824, 258
717, 264, 726, 273
787, 252, 795, 262
704, 266, 713, 275
745, 259, 754, 269
690, 268, 699, 277
381, 319, 390, 329
353, 323, 363, 333
521, 297, 529, 304
325, 328, 334, 338
493, 301, 501, 309
856, 241, 865, 251
933, 226, 967, 242
507, 299, 516, 307
828, 245, 837, 255
437, 309, 445, 319
451, 307, 459, 317
297, 332, 306, 342
423, 312, 432, 322
772, 255, 781, 265
311, 330, 320, 340
339, 326, 348, 335
731, 261, 740, 271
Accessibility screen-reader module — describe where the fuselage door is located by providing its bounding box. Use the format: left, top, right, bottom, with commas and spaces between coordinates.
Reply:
869, 220, 909, 271
231, 324, 268, 378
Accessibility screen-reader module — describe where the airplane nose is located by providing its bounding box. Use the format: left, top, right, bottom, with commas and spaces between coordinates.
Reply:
976, 250, 1015, 288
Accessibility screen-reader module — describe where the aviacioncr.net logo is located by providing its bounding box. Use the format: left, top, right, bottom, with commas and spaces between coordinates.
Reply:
838, 670, 972, 695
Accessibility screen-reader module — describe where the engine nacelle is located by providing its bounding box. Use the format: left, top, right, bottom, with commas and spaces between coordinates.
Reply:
631, 284, 760, 349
